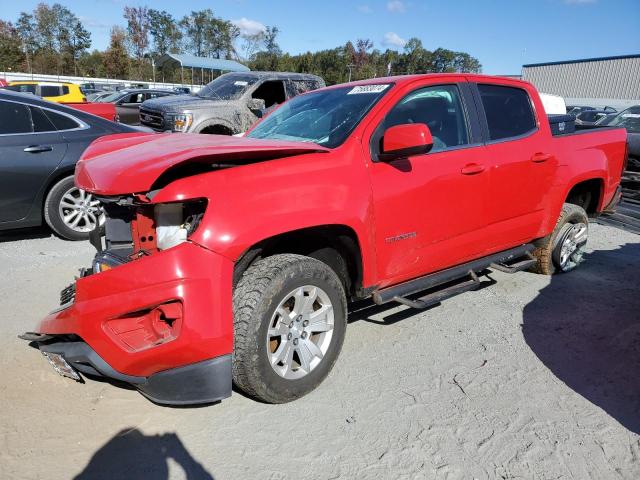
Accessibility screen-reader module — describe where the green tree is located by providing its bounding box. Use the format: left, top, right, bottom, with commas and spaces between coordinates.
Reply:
0, 20, 25, 72
123, 6, 150, 77
180, 9, 213, 57
104, 26, 129, 79
148, 9, 182, 55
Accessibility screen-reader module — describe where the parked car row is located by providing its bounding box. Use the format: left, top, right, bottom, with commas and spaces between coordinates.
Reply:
599, 106, 640, 200
0, 73, 325, 240
139, 72, 325, 134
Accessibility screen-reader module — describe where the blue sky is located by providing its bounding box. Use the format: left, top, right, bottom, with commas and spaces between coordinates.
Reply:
1, 0, 639, 74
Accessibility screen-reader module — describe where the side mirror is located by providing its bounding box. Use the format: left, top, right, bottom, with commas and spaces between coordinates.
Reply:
380, 123, 434, 161
247, 98, 266, 117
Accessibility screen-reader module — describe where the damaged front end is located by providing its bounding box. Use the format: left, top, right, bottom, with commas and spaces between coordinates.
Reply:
22, 189, 235, 405
89, 193, 207, 271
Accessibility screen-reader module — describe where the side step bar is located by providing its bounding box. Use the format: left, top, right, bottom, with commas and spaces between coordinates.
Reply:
372, 243, 535, 307
392, 271, 481, 310
489, 252, 537, 274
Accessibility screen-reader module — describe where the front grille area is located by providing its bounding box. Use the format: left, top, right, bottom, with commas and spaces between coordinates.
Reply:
139, 108, 164, 130
60, 283, 76, 307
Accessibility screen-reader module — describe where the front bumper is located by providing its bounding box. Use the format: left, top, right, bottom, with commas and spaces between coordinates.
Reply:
30, 339, 232, 405
25, 241, 235, 405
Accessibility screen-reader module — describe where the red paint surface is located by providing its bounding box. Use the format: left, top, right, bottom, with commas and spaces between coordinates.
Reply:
63, 102, 117, 122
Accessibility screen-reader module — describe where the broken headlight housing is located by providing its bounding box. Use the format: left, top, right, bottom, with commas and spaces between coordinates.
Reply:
170, 113, 193, 132
154, 200, 206, 251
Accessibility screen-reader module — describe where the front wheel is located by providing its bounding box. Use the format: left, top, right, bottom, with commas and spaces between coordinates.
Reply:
531, 203, 589, 275
232, 254, 347, 403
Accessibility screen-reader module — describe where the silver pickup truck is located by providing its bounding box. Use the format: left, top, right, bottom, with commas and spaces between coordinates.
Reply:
139, 71, 325, 135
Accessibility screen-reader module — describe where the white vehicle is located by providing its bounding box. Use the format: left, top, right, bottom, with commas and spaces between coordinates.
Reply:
540, 93, 567, 115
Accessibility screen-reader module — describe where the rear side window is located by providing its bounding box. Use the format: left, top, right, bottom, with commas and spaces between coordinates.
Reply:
41, 85, 62, 97
478, 84, 536, 141
290, 79, 321, 96
43, 110, 81, 130
0, 101, 33, 134
30, 106, 56, 132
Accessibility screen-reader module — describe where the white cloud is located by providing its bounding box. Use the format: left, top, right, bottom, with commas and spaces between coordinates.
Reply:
564, 0, 597, 4
357, 5, 373, 14
386, 0, 406, 13
232, 17, 267, 37
382, 31, 406, 49
78, 16, 110, 30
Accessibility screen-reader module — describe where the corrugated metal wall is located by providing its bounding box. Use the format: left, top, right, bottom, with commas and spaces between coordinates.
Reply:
522, 57, 640, 100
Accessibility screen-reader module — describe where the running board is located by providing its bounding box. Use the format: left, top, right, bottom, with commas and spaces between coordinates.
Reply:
392, 271, 480, 310
372, 244, 534, 306
489, 252, 536, 274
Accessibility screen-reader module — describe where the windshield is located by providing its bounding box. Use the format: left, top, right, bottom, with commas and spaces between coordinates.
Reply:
246, 84, 392, 148
4, 84, 37, 94
98, 91, 126, 103
608, 106, 640, 133
197, 74, 258, 100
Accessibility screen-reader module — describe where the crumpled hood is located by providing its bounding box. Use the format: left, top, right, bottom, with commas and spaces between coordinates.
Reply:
75, 133, 329, 195
142, 94, 230, 113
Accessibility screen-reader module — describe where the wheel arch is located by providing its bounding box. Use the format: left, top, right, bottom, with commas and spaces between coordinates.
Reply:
564, 176, 605, 216
41, 167, 76, 218
194, 119, 237, 135
233, 224, 366, 299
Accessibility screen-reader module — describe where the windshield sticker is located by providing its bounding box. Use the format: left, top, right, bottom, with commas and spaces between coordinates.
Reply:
347, 84, 389, 95
234, 81, 249, 86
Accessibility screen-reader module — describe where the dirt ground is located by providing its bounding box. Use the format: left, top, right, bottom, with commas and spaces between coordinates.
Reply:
1, 223, 638, 480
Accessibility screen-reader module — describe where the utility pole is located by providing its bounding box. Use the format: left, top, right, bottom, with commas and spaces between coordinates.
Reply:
347, 63, 355, 82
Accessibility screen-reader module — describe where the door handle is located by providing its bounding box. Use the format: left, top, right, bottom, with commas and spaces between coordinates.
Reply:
460, 163, 485, 175
23, 145, 53, 153
531, 152, 552, 163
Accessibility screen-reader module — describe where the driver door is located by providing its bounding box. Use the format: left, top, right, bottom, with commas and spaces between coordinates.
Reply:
116, 92, 144, 124
367, 81, 491, 286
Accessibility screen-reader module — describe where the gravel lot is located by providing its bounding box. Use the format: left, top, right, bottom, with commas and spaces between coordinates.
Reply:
1, 223, 638, 480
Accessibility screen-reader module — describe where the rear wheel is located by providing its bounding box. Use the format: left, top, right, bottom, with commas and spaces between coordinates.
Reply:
531, 203, 589, 274
232, 254, 347, 403
44, 176, 104, 241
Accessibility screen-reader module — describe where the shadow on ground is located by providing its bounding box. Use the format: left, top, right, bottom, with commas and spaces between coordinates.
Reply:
523, 242, 640, 434
74, 428, 214, 479
0, 226, 53, 243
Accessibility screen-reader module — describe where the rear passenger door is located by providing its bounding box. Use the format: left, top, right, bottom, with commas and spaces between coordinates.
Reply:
472, 83, 558, 248
0, 100, 67, 223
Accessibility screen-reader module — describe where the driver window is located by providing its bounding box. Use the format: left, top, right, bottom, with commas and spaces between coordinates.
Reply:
384, 85, 469, 152
252, 81, 286, 108
126, 93, 144, 104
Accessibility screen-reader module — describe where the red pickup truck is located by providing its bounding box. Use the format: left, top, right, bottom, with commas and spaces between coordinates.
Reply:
22, 74, 627, 406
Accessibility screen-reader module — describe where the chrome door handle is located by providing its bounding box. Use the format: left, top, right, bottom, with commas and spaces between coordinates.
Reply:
23, 145, 53, 153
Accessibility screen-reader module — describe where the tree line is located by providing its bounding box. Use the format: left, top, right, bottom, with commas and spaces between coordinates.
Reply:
0, 3, 481, 85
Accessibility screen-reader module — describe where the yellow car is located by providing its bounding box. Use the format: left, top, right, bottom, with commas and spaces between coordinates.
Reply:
7, 81, 86, 103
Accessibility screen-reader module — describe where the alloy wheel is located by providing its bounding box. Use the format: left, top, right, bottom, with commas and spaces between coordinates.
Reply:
58, 187, 104, 233
266, 285, 335, 380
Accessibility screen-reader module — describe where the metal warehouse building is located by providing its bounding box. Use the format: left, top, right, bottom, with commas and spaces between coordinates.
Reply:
522, 54, 640, 110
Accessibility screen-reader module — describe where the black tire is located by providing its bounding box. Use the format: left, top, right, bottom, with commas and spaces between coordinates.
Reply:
44, 176, 99, 241
530, 203, 589, 275
232, 254, 347, 403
